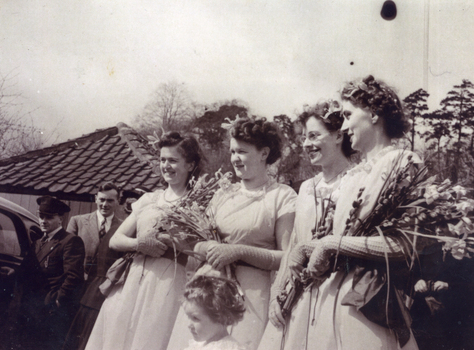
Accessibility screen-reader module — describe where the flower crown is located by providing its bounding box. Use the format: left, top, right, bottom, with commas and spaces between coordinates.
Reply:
343, 75, 400, 108
220, 114, 247, 130
345, 75, 380, 98
321, 99, 342, 120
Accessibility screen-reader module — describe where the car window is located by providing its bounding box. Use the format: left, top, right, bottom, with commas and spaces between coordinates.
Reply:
29, 225, 43, 243
0, 212, 21, 256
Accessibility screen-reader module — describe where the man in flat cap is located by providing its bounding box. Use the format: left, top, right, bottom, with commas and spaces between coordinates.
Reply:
31, 196, 85, 349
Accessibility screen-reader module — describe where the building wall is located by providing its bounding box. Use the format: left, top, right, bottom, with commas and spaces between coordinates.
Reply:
0, 192, 96, 227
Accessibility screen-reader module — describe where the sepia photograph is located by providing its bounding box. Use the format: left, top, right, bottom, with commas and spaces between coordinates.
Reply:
0, 1, 473, 349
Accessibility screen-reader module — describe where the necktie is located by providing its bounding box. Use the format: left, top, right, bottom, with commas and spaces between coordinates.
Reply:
99, 219, 107, 239
39, 234, 48, 248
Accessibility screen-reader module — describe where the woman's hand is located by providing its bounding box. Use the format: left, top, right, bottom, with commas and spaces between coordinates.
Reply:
158, 233, 192, 252
136, 235, 168, 258
414, 279, 429, 294
206, 243, 242, 270
287, 243, 308, 281
269, 299, 286, 328
157, 233, 172, 245
433, 281, 449, 292
306, 237, 333, 278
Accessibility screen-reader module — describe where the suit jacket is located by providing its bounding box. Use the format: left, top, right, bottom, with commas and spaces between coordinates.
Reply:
34, 228, 85, 306
67, 212, 122, 275
80, 225, 123, 310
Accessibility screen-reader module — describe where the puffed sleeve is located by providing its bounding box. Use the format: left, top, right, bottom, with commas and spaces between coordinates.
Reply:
131, 191, 162, 216
275, 184, 297, 219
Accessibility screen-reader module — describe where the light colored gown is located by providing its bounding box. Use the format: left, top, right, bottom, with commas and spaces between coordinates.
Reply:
308, 147, 420, 350
257, 171, 347, 350
85, 190, 187, 350
167, 179, 296, 350
183, 335, 247, 350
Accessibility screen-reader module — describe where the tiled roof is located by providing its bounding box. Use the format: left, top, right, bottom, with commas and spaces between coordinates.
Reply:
0, 122, 163, 199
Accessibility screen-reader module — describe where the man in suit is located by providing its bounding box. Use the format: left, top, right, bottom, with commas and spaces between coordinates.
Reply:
67, 182, 122, 280
32, 196, 85, 350
63, 182, 123, 350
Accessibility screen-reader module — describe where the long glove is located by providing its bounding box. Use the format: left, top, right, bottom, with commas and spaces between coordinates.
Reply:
136, 235, 168, 258
287, 241, 320, 267
270, 248, 291, 303
307, 235, 407, 276
207, 243, 280, 271
194, 240, 219, 257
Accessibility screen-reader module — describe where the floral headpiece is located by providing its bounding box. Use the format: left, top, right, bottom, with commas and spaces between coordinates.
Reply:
342, 75, 400, 110
220, 114, 247, 130
344, 75, 380, 99
321, 99, 342, 120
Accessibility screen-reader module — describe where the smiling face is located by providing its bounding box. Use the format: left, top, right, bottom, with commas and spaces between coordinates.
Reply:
341, 100, 375, 153
302, 117, 343, 168
95, 189, 119, 217
229, 138, 268, 181
160, 146, 195, 188
184, 301, 227, 344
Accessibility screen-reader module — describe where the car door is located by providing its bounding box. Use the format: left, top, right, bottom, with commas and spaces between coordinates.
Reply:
0, 209, 25, 317
0, 207, 43, 348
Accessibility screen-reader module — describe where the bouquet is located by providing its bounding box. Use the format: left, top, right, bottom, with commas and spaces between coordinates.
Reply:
315, 152, 474, 345
157, 169, 233, 260
159, 170, 246, 298
277, 193, 336, 318
334, 153, 474, 264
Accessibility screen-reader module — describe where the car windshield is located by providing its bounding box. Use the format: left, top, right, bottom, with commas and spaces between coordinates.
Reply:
0, 212, 21, 256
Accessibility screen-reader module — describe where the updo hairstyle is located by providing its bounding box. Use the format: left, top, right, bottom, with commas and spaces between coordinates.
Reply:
341, 75, 409, 139
184, 275, 246, 327
158, 131, 204, 178
297, 100, 354, 158
230, 117, 282, 165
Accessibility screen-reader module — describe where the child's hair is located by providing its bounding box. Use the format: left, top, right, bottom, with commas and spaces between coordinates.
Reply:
184, 275, 246, 326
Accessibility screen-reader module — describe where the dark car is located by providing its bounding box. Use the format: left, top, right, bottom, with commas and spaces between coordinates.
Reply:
0, 197, 43, 349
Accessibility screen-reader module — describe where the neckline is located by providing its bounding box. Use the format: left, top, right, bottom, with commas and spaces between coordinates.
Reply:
241, 176, 270, 191
163, 188, 188, 202
363, 145, 395, 163
346, 145, 397, 178
321, 167, 347, 184
240, 176, 275, 192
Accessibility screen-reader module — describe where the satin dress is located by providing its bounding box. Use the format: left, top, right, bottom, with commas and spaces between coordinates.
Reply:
307, 147, 420, 350
257, 171, 347, 350
167, 179, 296, 350
85, 191, 187, 350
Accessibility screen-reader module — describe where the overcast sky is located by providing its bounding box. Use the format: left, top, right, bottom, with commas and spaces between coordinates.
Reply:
1, 0, 473, 144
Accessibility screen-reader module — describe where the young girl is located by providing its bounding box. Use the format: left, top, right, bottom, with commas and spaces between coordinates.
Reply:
182, 276, 247, 350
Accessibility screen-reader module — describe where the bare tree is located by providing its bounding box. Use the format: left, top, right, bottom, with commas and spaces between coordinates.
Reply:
132, 81, 200, 136
0, 71, 48, 158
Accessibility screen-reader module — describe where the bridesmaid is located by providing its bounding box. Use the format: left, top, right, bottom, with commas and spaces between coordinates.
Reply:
168, 117, 297, 350
85, 132, 203, 350
258, 100, 353, 350
296, 75, 420, 349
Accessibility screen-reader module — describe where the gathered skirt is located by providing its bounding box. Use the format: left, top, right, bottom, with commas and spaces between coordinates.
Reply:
260, 268, 420, 350
85, 254, 186, 350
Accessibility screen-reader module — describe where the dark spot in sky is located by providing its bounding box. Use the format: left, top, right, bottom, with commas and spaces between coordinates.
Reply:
381, 1, 397, 21
350, 62, 354, 65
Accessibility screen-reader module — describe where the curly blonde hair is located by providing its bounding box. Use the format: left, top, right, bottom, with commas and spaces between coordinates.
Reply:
184, 276, 245, 326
